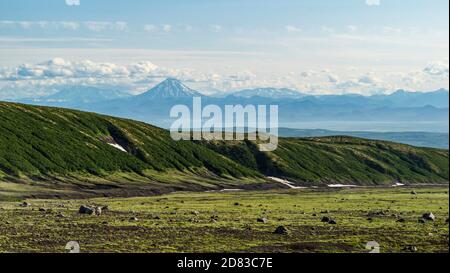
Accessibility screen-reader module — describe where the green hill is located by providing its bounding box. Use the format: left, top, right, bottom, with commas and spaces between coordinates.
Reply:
0, 102, 448, 199
202, 136, 449, 184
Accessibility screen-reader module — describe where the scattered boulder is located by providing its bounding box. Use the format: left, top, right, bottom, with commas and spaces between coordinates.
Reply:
367, 211, 387, 217
257, 217, 268, 224
328, 219, 337, 225
78, 205, 104, 216
411, 191, 417, 195
94, 207, 103, 216
422, 213, 436, 221
273, 226, 289, 235
20, 202, 31, 208
191, 211, 200, 216
234, 202, 241, 206
78, 205, 95, 215
404, 246, 418, 253
130, 217, 139, 221
38, 208, 46, 212
320, 216, 336, 224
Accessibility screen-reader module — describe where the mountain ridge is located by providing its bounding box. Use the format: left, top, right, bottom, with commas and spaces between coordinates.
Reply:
11, 78, 450, 132
0, 102, 448, 199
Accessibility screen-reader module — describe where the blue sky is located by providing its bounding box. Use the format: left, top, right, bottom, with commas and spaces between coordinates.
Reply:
0, 0, 448, 98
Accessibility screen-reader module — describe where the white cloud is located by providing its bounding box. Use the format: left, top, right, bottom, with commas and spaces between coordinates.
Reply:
162, 24, 172, 33
18, 21, 33, 29
423, 61, 449, 77
366, 0, 381, 6
0, 58, 448, 99
0, 37, 113, 43
84, 21, 109, 32
144, 24, 157, 32
0, 58, 149, 81
115, 21, 128, 31
210, 25, 223, 33
301, 71, 313, 77
327, 74, 340, 83
84, 21, 127, 32
0, 21, 15, 28
285, 25, 301, 33
0, 20, 127, 32
358, 74, 381, 84
65, 0, 80, 6
321, 26, 334, 33
182, 24, 193, 32
347, 25, 358, 33
60, 21, 80, 31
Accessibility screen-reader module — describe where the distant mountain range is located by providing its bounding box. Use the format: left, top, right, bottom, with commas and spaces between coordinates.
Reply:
18, 86, 130, 108
9, 78, 450, 133
278, 128, 449, 149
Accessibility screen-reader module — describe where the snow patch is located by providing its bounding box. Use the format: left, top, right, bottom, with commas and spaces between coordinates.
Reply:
392, 182, 405, 187
327, 184, 358, 188
220, 189, 243, 192
268, 177, 307, 189
108, 143, 127, 153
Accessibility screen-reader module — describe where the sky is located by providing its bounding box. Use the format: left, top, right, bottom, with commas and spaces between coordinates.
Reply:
0, 0, 449, 98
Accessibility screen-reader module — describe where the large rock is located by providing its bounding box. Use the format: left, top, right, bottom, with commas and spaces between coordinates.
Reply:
422, 213, 436, 221
95, 207, 103, 216
78, 205, 105, 216
328, 219, 337, 225
404, 246, 418, 252
79, 205, 95, 215
20, 202, 31, 207
273, 226, 289, 235
257, 217, 268, 224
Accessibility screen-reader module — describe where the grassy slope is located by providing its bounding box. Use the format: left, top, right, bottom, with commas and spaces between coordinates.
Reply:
0, 102, 264, 198
203, 137, 449, 185
0, 102, 448, 198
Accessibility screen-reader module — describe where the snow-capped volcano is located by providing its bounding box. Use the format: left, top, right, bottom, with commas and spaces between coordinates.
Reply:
138, 78, 202, 99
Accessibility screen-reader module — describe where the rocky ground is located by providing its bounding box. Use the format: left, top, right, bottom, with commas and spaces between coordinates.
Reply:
0, 186, 448, 253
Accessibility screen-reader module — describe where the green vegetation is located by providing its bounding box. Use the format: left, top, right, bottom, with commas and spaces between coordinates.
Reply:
0, 102, 448, 199
203, 136, 449, 184
0, 187, 448, 253
278, 128, 449, 149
